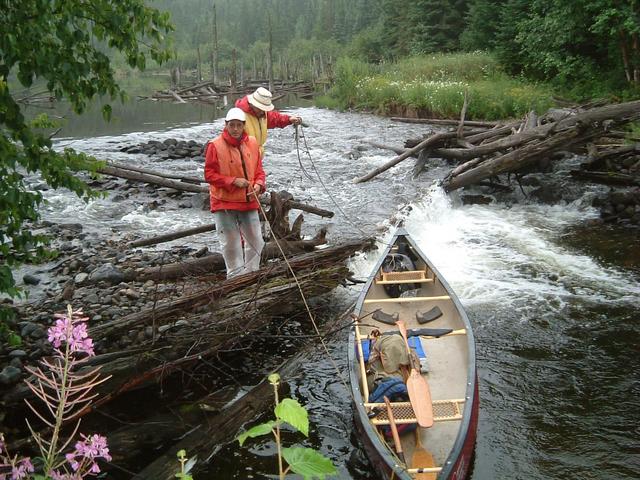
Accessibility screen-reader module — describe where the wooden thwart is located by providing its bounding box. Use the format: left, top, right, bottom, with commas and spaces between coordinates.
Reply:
364, 295, 450, 304
407, 467, 442, 474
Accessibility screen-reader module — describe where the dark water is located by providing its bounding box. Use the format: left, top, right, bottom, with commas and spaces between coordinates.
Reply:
26, 94, 640, 479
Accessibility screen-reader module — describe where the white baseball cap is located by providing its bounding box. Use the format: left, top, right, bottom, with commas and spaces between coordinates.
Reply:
225, 107, 246, 122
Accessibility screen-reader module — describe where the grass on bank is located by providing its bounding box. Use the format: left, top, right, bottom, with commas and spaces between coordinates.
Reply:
318, 52, 555, 120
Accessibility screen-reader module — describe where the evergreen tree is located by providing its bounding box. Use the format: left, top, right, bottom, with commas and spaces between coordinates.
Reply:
460, 0, 505, 51
408, 0, 469, 53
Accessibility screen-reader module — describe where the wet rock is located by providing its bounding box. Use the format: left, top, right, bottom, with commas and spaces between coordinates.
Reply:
530, 184, 563, 204
8, 350, 27, 359
10, 357, 23, 369
23, 274, 40, 285
60, 279, 75, 301
85, 292, 101, 304
74, 272, 89, 285
121, 288, 140, 300
20, 322, 39, 338
0, 366, 21, 385
60, 223, 83, 233
88, 263, 125, 284
461, 194, 493, 205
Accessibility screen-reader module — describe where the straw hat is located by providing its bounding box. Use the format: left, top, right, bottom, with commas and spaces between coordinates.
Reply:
248, 87, 274, 112
225, 107, 246, 122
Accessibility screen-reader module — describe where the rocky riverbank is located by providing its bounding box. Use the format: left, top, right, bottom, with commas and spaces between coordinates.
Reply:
0, 173, 214, 387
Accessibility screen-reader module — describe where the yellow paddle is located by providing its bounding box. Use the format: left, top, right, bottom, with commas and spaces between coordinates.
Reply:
397, 320, 434, 428
412, 428, 437, 479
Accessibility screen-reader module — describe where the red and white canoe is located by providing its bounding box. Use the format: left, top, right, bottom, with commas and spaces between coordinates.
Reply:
348, 228, 479, 479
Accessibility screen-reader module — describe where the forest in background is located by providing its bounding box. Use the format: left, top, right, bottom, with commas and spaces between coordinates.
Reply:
129, 0, 640, 99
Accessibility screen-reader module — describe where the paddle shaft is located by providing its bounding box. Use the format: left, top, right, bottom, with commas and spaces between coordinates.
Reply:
384, 396, 405, 465
397, 320, 434, 428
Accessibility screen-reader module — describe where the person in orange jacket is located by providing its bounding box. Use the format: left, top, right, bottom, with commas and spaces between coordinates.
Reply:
204, 107, 266, 277
235, 87, 302, 155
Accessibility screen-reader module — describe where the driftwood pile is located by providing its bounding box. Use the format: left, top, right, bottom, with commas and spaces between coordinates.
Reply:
142, 78, 314, 104
355, 100, 640, 195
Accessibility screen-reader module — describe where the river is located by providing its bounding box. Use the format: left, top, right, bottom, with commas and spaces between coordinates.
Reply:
31, 95, 640, 479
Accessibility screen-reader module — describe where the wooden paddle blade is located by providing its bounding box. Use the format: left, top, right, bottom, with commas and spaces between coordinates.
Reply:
408, 369, 434, 427
413, 430, 437, 480
397, 320, 434, 428
412, 449, 437, 479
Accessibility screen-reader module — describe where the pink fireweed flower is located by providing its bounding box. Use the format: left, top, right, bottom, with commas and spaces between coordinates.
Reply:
65, 434, 111, 474
11, 458, 34, 480
47, 310, 95, 356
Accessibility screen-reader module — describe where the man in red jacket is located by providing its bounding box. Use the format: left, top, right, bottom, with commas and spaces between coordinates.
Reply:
204, 107, 266, 277
235, 87, 302, 155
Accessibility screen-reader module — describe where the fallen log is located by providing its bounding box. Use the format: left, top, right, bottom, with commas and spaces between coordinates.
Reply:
106, 386, 237, 466
354, 131, 459, 183
128, 223, 217, 248
363, 140, 411, 156
132, 304, 355, 479
391, 117, 499, 128
125, 230, 328, 283
443, 100, 640, 191
570, 170, 640, 186
108, 162, 205, 184
3, 255, 363, 412
168, 90, 187, 103
126, 205, 332, 250
97, 165, 208, 193
445, 128, 590, 191
90, 238, 374, 339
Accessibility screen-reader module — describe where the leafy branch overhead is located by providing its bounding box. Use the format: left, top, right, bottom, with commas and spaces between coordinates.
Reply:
0, 0, 174, 305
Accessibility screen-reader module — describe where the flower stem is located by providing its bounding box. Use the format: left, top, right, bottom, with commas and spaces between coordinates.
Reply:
272, 379, 284, 480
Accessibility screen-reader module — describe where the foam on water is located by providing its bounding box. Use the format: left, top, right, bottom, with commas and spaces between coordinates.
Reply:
401, 186, 638, 311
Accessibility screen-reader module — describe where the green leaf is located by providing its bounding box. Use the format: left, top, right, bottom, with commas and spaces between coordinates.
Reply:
275, 398, 309, 436
268, 373, 280, 385
8, 333, 22, 347
282, 447, 337, 479
236, 421, 276, 446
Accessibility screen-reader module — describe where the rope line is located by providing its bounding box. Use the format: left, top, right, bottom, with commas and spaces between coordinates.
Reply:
250, 189, 352, 395
293, 125, 398, 250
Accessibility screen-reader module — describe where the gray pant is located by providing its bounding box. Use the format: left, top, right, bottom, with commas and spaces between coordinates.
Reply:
213, 210, 264, 278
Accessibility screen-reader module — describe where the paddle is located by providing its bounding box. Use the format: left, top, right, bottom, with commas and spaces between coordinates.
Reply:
397, 320, 434, 428
381, 327, 454, 338
384, 395, 405, 465
412, 429, 437, 480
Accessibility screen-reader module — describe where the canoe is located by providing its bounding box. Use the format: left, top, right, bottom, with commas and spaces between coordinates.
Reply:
348, 227, 478, 480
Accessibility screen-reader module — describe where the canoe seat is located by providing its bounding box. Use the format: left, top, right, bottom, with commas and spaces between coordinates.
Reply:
366, 399, 465, 425
416, 306, 443, 324
372, 309, 398, 325
376, 270, 434, 285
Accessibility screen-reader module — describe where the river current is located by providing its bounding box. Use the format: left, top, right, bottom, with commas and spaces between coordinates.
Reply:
37, 101, 639, 479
